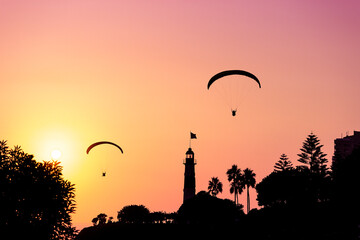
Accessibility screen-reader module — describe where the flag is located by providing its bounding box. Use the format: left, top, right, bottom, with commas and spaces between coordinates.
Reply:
190, 132, 197, 139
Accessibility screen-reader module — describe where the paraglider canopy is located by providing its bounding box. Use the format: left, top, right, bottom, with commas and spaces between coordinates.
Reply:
86, 141, 123, 154
207, 70, 261, 89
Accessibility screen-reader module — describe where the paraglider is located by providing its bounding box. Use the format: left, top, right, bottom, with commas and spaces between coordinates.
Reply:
86, 141, 123, 177
207, 70, 261, 116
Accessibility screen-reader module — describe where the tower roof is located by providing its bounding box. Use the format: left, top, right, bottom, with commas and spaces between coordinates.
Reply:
186, 148, 194, 155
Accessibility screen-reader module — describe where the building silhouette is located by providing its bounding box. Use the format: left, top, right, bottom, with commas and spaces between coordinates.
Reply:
333, 131, 360, 164
183, 148, 196, 203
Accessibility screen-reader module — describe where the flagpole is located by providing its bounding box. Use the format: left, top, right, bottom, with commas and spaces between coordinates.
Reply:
189, 135, 191, 148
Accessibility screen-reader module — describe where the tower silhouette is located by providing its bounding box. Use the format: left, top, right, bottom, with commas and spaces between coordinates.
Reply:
183, 147, 196, 203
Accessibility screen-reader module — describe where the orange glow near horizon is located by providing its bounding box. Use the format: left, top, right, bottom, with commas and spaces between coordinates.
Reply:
1, 0, 360, 230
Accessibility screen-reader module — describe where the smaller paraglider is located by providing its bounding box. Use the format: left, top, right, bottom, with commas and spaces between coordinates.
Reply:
87, 141, 123, 177
232, 109, 237, 116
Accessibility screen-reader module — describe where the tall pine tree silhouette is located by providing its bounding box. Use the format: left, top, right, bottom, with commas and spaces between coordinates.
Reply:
298, 133, 328, 175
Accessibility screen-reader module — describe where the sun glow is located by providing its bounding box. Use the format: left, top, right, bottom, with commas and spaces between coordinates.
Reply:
29, 126, 85, 180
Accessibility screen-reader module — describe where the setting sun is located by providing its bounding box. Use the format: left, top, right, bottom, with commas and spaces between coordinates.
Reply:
51, 149, 62, 160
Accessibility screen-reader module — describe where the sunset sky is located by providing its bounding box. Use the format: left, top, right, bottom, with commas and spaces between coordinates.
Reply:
1, 0, 360, 230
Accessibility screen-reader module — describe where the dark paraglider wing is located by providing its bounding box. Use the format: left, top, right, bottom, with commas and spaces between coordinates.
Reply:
207, 70, 261, 89
86, 141, 124, 154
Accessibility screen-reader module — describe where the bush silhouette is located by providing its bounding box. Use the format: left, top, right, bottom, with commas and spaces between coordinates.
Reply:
117, 205, 150, 224
176, 191, 244, 224
0, 140, 77, 239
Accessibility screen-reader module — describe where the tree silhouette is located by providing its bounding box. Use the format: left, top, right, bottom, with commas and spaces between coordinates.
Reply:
274, 153, 293, 172
257, 133, 332, 210
298, 133, 328, 175
243, 168, 256, 213
256, 167, 310, 208
226, 165, 244, 205
117, 205, 150, 224
176, 191, 244, 224
207, 177, 223, 197
0, 140, 77, 239
297, 133, 332, 204
91, 213, 108, 226
91, 217, 98, 226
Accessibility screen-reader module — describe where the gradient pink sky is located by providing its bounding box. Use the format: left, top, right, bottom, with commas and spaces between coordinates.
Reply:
1, 0, 360, 230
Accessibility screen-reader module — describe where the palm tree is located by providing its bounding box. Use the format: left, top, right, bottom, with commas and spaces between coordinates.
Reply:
243, 168, 256, 214
208, 177, 223, 197
226, 165, 243, 205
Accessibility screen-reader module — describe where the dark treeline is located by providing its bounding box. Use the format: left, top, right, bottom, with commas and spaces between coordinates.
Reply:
1, 132, 359, 239
253, 133, 360, 239
91, 205, 176, 226
78, 132, 360, 239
